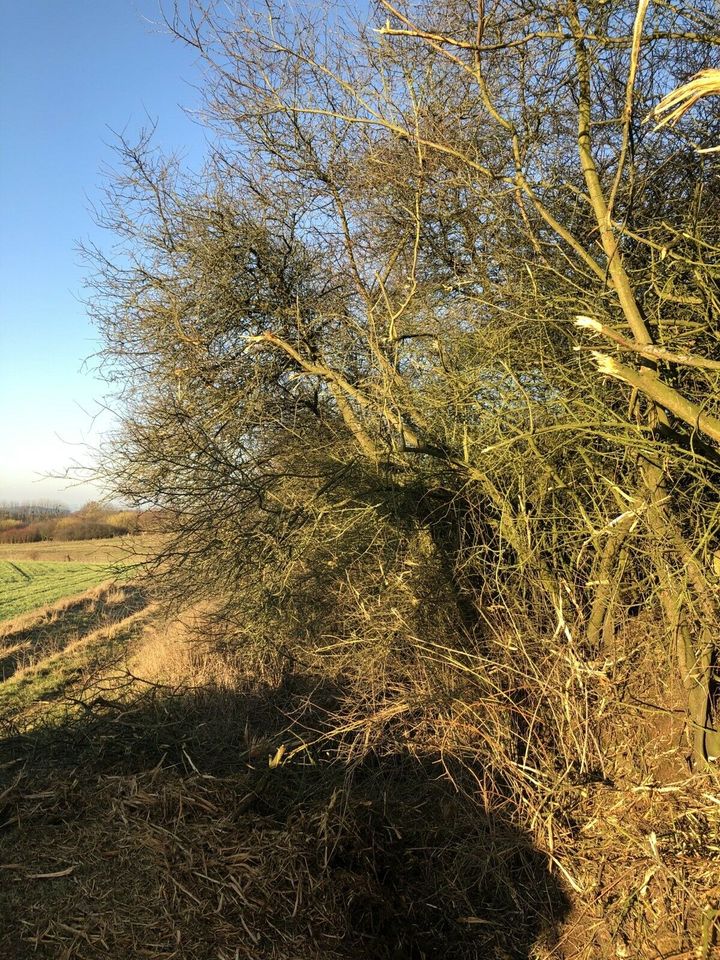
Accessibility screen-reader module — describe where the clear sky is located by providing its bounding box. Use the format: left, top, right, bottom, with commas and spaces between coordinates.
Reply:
0, 1, 208, 508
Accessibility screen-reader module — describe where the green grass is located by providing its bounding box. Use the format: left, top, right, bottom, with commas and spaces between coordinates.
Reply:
0, 560, 119, 622
0, 610, 149, 719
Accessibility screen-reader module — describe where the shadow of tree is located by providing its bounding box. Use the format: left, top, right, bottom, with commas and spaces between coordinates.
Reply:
0, 585, 150, 680
0, 674, 570, 959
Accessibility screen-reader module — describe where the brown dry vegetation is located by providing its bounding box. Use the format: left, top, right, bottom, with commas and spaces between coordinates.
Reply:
1, 603, 570, 960
0, 559, 719, 958
0, 533, 159, 564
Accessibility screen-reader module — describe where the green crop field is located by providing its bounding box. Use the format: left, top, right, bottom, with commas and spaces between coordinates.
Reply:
0, 561, 118, 622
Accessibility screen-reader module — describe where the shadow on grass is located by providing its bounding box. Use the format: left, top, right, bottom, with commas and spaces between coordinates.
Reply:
0, 585, 149, 680
0, 674, 570, 960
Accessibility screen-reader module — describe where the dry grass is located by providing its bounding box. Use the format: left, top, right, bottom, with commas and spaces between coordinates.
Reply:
0, 596, 570, 960
0, 752, 568, 960
1, 545, 719, 959
0, 658, 568, 960
128, 605, 239, 689
0, 533, 162, 564
547, 614, 720, 958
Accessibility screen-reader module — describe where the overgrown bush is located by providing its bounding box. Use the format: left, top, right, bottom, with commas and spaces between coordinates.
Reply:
86, 0, 720, 763
79, 2, 720, 950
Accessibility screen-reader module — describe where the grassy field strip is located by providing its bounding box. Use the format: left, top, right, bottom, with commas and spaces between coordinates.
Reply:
0, 534, 161, 563
0, 603, 158, 720
0, 561, 122, 622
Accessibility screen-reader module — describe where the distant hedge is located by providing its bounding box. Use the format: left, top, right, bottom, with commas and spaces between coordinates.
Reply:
0, 510, 144, 544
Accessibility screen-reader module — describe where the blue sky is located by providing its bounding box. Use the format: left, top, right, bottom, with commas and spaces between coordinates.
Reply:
0, 1, 207, 508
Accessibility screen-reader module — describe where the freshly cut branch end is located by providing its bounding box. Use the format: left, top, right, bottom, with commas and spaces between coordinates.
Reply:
575, 315, 603, 333
591, 352, 624, 378
648, 68, 720, 129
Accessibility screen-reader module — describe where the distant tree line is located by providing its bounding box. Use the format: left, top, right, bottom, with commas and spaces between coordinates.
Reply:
0, 501, 150, 544
0, 501, 69, 524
